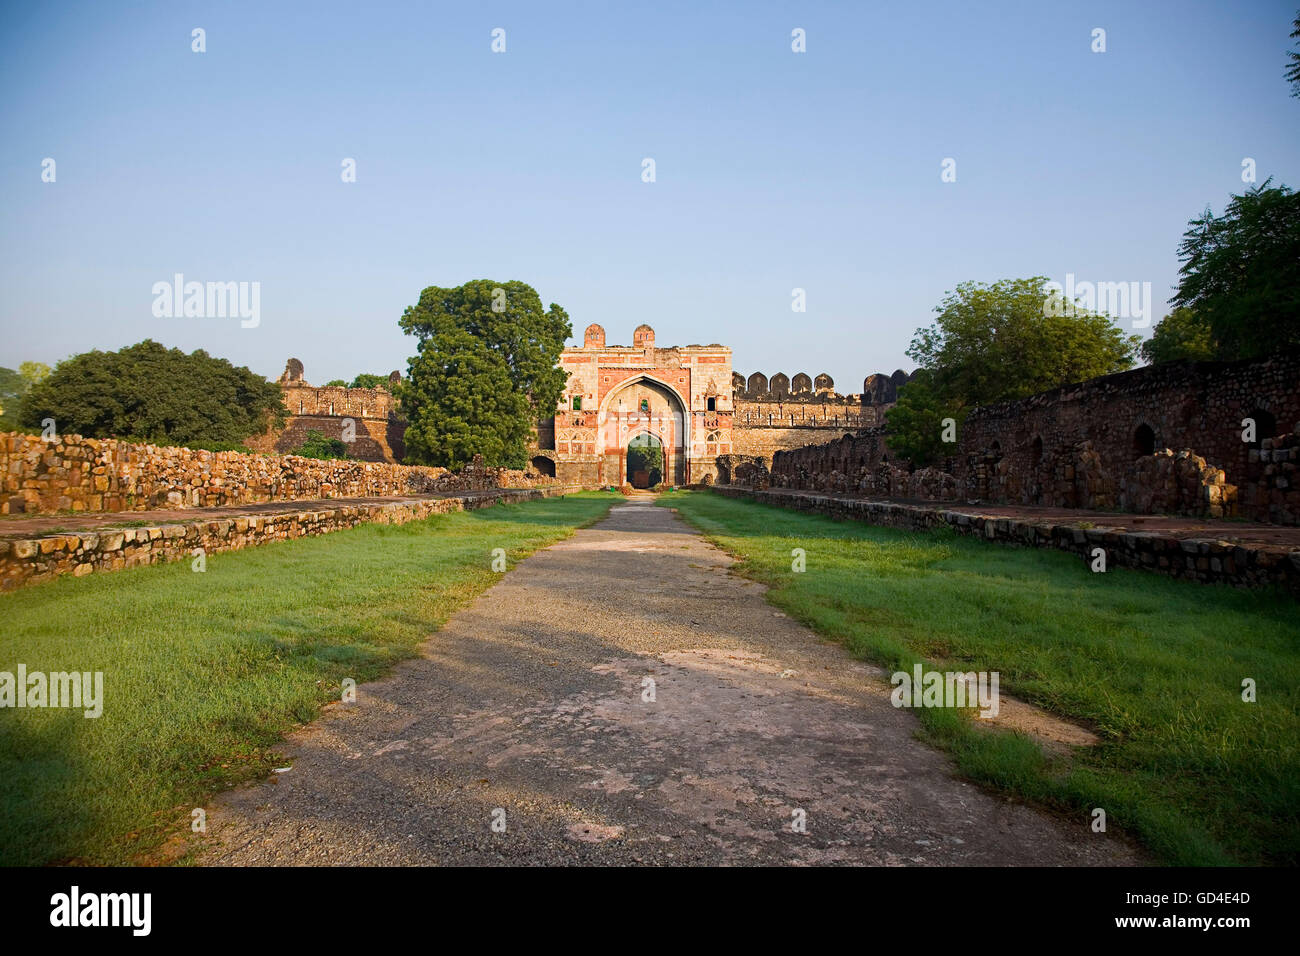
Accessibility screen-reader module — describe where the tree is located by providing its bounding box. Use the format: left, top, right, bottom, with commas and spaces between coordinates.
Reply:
324, 379, 348, 387
399, 329, 533, 469
398, 280, 571, 467
1140, 308, 1218, 365
1171, 180, 1300, 359
1287, 13, 1300, 97
0, 368, 25, 431
0, 362, 53, 431
884, 371, 966, 467
19, 362, 50, 386
19, 340, 286, 447
907, 277, 1140, 407
349, 373, 388, 389
292, 429, 349, 460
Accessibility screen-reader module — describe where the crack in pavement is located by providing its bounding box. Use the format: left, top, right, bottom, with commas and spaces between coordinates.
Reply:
200, 496, 1141, 866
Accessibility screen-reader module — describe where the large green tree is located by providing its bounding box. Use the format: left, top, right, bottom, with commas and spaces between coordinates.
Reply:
19, 340, 286, 447
1170, 180, 1300, 360
907, 277, 1140, 407
399, 330, 532, 468
398, 280, 571, 468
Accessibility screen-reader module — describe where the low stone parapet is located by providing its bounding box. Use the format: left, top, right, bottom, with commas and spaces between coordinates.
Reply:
0, 486, 578, 591
710, 485, 1300, 595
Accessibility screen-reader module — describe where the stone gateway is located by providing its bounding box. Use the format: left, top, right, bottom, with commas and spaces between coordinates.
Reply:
542, 324, 734, 487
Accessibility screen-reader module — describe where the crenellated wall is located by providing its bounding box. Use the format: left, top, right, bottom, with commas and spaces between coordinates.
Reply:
729, 368, 913, 466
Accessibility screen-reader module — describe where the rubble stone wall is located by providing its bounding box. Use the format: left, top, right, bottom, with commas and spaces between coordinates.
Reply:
0, 432, 558, 516
765, 354, 1300, 525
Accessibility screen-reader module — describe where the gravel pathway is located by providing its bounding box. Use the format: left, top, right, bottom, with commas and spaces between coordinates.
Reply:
201, 496, 1140, 865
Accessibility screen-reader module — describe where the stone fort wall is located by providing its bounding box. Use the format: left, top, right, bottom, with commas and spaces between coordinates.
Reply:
245, 359, 406, 463
764, 353, 1300, 525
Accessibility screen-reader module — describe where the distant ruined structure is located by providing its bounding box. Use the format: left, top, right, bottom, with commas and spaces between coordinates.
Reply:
246, 359, 406, 463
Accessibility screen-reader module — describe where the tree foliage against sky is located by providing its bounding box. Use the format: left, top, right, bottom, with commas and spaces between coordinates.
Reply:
889, 278, 1138, 466
348, 373, 388, 390
398, 280, 571, 468
0, 362, 50, 431
1140, 307, 1218, 365
1287, 13, 1300, 97
1169, 180, 1300, 360
324, 373, 391, 389
19, 340, 286, 447
907, 277, 1140, 408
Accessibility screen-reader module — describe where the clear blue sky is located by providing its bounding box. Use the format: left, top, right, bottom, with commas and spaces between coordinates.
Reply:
2, 1, 1297, 391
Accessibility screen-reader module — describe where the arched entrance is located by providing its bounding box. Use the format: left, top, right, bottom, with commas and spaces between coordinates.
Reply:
627, 434, 664, 488
600, 374, 689, 486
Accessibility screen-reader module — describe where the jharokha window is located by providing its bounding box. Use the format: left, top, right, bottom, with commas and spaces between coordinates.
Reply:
572, 395, 582, 410
706, 397, 716, 411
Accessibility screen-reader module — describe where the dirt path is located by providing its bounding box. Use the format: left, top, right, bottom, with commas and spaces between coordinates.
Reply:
200, 495, 1140, 866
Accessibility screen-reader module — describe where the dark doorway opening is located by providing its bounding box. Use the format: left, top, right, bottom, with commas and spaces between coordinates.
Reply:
1245, 408, 1277, 448
1133, 423, 1155, 458
627, 434, 663, 489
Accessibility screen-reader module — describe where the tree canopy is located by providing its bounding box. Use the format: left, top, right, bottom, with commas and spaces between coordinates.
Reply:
19, 340, 286, 448
907, 277, 1140, 407
1140, 307, 1218, 365
398, 280, 571, 468
1168, 180, 1300, 360
0, 362, 51, 431
399, 329, 533, 469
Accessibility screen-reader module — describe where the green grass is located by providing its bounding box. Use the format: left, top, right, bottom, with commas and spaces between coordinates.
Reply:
0, 492, 616, 866
660, 489, 1300, 866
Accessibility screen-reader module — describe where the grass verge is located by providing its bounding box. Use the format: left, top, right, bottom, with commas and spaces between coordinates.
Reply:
0, 491, 616, 865
661, 489, 1299, 866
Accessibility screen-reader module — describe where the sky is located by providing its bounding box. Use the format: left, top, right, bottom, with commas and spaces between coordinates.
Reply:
1, 0, 1298, 391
